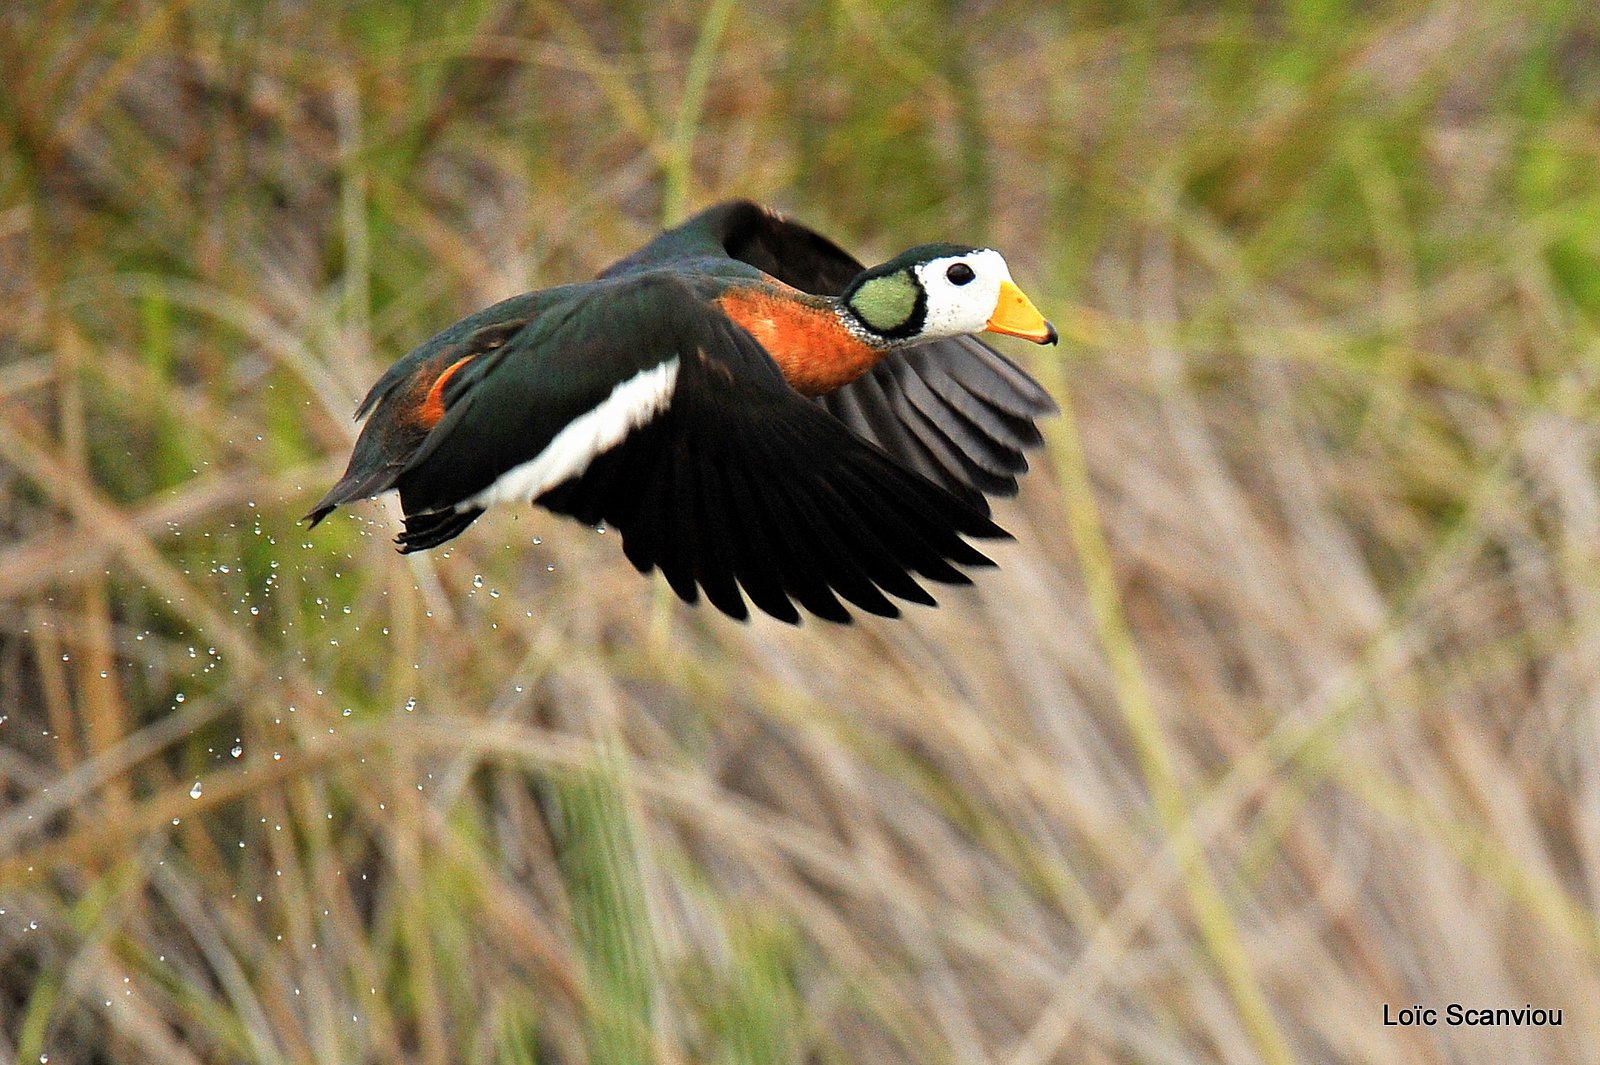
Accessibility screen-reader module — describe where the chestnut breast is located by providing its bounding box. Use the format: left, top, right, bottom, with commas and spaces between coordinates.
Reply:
716, 284, 882, 396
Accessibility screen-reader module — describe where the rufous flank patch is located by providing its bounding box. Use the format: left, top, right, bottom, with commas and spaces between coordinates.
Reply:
417, 355, 475, 428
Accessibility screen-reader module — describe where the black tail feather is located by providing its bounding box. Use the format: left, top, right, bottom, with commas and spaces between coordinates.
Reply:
304, 464, 404, 527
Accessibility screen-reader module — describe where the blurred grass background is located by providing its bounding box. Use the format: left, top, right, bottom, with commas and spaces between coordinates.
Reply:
2, 0, 1600, 1062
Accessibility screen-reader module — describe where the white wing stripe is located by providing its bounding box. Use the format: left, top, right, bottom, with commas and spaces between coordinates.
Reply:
466, 358, 680, 510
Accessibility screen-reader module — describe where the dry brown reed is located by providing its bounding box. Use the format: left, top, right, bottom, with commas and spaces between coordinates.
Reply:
2, 2, 1598, 1062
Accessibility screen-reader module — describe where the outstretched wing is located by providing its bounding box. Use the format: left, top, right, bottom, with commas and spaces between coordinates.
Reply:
392, 273, 1008, 624
602, 200, 1058, 513
818, 336, 1057, 512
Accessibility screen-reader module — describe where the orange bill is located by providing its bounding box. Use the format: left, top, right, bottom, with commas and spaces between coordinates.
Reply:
985, 280, 1058, 344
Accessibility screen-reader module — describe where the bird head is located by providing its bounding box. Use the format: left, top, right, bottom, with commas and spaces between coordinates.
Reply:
841, 245, 1057, 347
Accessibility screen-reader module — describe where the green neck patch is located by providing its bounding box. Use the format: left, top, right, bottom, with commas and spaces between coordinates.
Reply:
847, 272, 918, 333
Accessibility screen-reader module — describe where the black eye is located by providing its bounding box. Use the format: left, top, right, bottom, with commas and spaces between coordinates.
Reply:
946, 262, 975, 286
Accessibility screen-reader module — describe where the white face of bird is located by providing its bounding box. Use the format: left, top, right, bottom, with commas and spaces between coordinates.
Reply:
913, 249, 1014, 339
845, 246, 1056, 346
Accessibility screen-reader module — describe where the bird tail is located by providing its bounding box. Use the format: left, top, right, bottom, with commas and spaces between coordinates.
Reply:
304, 349, 471, 527
303, 463, 404, 527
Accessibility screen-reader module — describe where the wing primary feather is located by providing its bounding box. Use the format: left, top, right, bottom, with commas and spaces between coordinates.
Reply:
839, 370, 942, 477
618, 429, 675, 577
939, 337, 1059, 417
824, 378, 919, 473
594, 428, 653, 532
810, 480, 938, 607
846, 369, 987, 510
686, 438, 749, 620
848, 454, 1008, 553
771, 477, 900, 618
918, 358, 1044, 451
833, 455, 994, 571
730, 462, 852, 623
827, 470, 971, 586
722, 458, 841, 623
657, 430, 701, 605
881, 364, 1016, 497
893, 361, 1029, 479
713, 457, 799, 623
815, 335, 1057, 513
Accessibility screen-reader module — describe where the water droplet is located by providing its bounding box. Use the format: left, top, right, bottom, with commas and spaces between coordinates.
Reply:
174, 693, 186, 704
189, 781, 203, 799
230, 745, 243, 758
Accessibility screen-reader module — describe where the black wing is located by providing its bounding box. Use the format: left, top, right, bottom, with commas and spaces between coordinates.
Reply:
601, 200, 863, 291
603, 201, 1058, 514
393, 274, 1008, 623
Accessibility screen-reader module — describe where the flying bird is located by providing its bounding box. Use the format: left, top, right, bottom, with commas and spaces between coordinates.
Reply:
307, 200, 1058, 623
